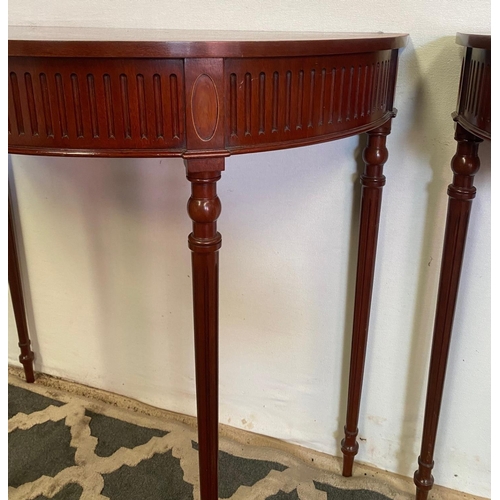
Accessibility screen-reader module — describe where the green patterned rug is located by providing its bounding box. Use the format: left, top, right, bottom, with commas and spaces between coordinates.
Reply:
8, 376, 411, 500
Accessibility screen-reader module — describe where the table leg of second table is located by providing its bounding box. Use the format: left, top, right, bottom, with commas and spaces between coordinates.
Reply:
414, 123, 482, 500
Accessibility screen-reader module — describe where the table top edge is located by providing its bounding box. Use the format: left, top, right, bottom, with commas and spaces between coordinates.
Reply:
456, 32, 491, 50
8, 26, 408, 58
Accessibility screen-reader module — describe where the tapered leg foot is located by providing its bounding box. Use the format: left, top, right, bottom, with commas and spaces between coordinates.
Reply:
19, 352, 35, 383
341, 425, 358, 476
342, 119, 392, 476
414, 457, 434, 500
415, 488, 430, 500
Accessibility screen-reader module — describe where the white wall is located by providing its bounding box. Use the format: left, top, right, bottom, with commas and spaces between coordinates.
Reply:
8, 1, 490, 497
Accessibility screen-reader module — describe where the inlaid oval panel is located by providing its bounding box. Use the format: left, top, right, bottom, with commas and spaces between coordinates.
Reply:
191, 74, 219, 142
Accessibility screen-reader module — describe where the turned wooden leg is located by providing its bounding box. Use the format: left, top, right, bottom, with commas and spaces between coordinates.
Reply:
414, 124, 482, 499
186, 159, 223, 500
8, 186, 35, 383
342, 119, 392, 476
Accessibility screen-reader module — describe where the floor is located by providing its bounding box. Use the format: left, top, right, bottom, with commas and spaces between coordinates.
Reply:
7, 368, 485, 500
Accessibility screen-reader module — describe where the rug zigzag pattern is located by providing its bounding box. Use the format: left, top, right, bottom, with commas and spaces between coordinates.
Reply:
9, 394, 190, 499
8, 379, 407, 500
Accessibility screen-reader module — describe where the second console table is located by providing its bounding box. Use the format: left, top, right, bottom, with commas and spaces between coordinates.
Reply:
414, 32, 490, 500
8, 27, 408, 499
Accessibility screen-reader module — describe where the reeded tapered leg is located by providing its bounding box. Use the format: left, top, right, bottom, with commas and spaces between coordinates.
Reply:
342, 119, 392, 476
186, 159, 223, 500
414, 124, 482, 500
8, 187, 35, 383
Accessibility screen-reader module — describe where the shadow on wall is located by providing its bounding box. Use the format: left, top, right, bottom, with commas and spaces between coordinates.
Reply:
217, 133, 365, 443
220, 138, 361, 410
70, 156, 191, 386
8, 155, 194, 399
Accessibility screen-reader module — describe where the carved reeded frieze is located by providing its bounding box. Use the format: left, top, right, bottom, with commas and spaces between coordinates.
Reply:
8, 50, 401, 157
8, 57, 185, 152
224, 51, 394, 150
457, 47, 491, 137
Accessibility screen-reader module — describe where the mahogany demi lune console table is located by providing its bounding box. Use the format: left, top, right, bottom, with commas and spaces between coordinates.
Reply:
413, 33, 490, 500
8, 27, 408, 499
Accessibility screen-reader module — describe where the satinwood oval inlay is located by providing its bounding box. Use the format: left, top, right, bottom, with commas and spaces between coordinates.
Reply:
191, 74, 219, 141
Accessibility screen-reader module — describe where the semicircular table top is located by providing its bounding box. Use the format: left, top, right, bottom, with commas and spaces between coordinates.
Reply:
8, 26, 408, 157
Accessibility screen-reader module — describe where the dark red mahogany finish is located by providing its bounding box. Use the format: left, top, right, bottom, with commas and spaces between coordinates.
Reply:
341, 119, 391, 476
8, 188, 35, 383
414, 33, 490, 500
8, 27, 407, 499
